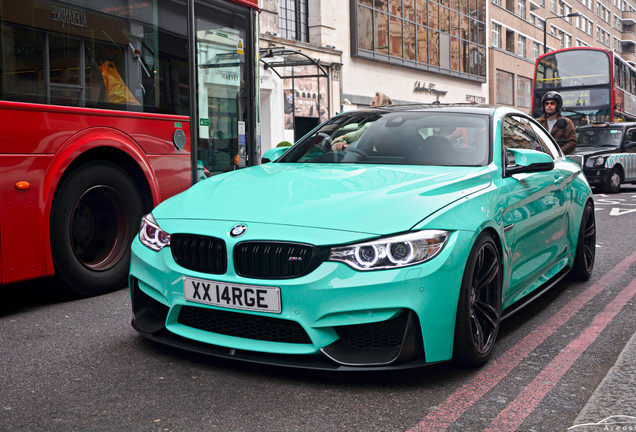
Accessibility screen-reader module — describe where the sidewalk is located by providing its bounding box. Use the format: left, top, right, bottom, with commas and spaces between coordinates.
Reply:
569, 331, 636, 430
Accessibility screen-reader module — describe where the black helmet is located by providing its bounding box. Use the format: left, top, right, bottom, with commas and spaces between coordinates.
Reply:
541, 91, 563, 114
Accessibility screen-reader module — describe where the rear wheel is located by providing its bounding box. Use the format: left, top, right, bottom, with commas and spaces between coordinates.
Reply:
454, 232, 502, 367
569, 201, 596, 281
603, 167, 622, 193
50, 161, 144, 297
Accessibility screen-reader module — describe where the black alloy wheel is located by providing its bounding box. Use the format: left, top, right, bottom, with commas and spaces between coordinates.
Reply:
570, 200, 596, 281
454, 232, 502, 367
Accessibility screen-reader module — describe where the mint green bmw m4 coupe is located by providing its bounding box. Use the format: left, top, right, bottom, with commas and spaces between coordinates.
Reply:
129, 104, 596, 370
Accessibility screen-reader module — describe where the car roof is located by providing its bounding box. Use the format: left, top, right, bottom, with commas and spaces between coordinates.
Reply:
353, 103, 515, 116
577, 122, 636, 130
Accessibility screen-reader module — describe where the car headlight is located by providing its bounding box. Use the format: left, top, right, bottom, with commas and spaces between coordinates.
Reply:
593, 156, 606, 167
329, 230, 449, 271
139, 213, 171, 251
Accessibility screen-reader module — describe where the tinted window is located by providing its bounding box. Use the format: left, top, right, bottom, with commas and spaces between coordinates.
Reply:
529, 121, 560, 159
502, 115, 558, 164
278, 110, 490, 167
0, 0, 189, 115
577, 127, 623, 148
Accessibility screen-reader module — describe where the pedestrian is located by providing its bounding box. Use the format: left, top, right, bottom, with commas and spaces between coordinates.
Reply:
370, 92, 393, 107
536, 91, 577, 154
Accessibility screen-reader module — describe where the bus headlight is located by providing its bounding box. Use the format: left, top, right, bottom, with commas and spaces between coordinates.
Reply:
329, 230, 449, 271
139, 213, 171, 251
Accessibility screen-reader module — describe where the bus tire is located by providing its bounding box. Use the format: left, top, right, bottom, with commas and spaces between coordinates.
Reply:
50, 161, 144, 298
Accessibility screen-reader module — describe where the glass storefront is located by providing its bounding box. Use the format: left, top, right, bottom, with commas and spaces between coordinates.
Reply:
195, 0, 256, 177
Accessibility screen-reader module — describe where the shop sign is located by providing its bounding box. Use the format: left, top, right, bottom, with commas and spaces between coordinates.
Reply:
413, 81, 448, 99
466, 94, 486, 104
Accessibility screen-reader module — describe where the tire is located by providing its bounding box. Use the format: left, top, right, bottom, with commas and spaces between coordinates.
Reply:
603, 167, 622, 193
569, 201, 596, 281
454, 232, 502, 367
50, 161, 144, 298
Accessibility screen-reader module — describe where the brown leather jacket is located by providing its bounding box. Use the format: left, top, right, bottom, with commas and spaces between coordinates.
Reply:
536, 114, 577, 155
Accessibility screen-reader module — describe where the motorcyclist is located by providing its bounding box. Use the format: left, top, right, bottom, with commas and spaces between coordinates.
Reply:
536, 91, 577, 154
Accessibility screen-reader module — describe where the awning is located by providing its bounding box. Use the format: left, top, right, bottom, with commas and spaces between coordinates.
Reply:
259, 47, 329, 79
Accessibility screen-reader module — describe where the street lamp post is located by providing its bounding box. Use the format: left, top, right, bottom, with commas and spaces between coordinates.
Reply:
543, 12, 582, 54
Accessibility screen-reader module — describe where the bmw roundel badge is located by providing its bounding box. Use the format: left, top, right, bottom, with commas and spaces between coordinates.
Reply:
230, 224, 247, 238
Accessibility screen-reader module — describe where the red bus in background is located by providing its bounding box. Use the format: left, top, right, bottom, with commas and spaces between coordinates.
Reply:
1, 0, 259, 297
532, 47, 636, 126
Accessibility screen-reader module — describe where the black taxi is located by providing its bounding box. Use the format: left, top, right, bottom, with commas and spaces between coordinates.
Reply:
572, 122, 636, 193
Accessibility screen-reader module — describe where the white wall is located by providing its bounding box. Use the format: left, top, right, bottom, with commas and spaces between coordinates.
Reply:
259, 67, 286, 153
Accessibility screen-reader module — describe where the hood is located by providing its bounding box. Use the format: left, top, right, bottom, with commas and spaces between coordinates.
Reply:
155, 164, 492, 235
573, 146, 618, 157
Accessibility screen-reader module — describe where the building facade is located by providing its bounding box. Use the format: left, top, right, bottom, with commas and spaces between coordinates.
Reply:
257, 0, 636, 155
490, 0, 636, 114
258, 0, 489, 153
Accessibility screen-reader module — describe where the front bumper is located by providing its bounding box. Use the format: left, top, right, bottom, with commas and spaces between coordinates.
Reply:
582, 167, 609, 186
129, 229, 474, 370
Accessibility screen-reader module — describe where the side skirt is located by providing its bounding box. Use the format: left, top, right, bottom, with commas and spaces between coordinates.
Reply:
501, 266, 570, 321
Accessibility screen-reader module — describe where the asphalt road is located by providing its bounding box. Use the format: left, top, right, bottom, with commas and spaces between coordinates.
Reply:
2, 187, 635, 432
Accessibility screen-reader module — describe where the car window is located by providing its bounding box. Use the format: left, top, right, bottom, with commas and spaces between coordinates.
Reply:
528, 121, 560, 159
626, 129, 636, 153
279, 111, 491, 167
502, 115, 542, 165
577, 127, 622, 148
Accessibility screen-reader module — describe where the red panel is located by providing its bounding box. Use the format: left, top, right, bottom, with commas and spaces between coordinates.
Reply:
230, 0, 259, 9
0, 101, 192, 285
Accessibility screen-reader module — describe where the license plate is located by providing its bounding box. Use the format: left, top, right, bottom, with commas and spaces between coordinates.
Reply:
183, 276, 281, 313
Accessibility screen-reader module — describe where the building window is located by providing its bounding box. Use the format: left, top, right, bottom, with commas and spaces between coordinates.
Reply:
492, 22, 501, 47
518, 35, 526, 57
533, 41, 540, 60
517, 0, 526, 17
279, 0, 309, 42
496, 69, 514, 105
352, 0, 487, 82
517, 76, 532, 107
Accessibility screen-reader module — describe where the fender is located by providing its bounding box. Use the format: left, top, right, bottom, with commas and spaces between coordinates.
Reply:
42, 127, 161, 210
36, 127, 160, 280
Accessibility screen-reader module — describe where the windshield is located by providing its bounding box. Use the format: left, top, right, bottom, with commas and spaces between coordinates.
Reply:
278, 110, 490, 167
577, 127, 623, 148
561, 108, 612, 127
536, 50, 611, 88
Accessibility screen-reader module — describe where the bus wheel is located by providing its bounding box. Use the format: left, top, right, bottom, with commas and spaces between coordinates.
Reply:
50, 161, 144, 297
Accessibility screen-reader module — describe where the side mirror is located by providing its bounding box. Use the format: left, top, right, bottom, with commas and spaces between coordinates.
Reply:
261, 146, 290, 163
555, 118, 568, 129
506, 148, 555, 175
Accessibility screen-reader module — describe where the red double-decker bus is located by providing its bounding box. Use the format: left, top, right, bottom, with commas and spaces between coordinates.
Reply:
1, 0, 260, 297
532, 47, 636, 126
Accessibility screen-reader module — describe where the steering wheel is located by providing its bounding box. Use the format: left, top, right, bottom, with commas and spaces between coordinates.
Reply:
342, 146, 368, 161
315, 132, 333, 151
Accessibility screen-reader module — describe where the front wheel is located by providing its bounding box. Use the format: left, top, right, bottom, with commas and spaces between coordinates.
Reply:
569, 201, 596, 281
454, 232, 502, 367
50, 161, 144, 297
603, 167, 622, 193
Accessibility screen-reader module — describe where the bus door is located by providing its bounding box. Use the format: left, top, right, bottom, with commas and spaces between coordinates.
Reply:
194, 0, 256, 178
